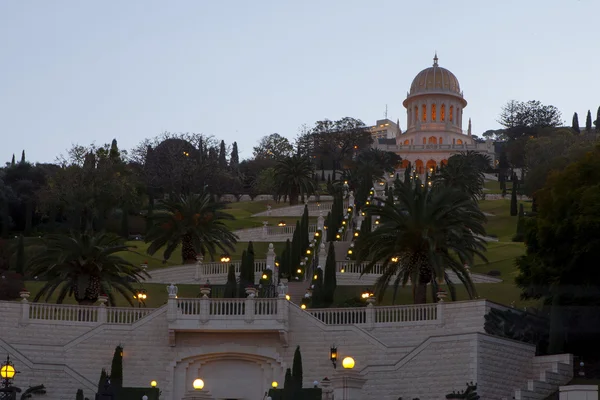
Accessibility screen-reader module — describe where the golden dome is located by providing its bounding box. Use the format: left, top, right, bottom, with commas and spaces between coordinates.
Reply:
408, 54, 462, 97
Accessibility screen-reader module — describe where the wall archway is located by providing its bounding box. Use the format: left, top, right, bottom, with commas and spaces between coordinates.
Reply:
426, 159, 437, 172
457, 139, 463, 145
441, 159, 448, 166
173, 351, 283, 400
428, 136, 437, 144
415, 159, 424, 174
403, 139, 410, 145
401, 159, 410, 169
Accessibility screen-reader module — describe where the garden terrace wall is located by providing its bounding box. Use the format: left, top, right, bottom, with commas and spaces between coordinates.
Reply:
0, 299, 549, 400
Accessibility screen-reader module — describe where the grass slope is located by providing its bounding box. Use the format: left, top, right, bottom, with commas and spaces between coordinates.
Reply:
18, 199, 537, 308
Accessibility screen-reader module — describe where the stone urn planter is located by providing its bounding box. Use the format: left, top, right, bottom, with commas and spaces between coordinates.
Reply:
200, 287, 211, 298
437, 290, 447, 302
98, 294, 108, 305
19, 290, 30, 301
245, 287, 257, 298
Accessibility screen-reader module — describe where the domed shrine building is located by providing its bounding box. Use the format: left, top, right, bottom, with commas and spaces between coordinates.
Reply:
373, 54, 496, 173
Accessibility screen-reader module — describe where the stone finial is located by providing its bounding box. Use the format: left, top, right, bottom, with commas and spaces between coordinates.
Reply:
433, 51, 439, 66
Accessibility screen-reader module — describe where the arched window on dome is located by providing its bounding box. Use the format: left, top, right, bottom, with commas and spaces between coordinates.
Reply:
441, 104, 446, 121
403, 139, 410, 145
449, 105, 454, 122
428, 136, 437, 144
457, 139, 463, 145
431, 104, 436, 121
439, 137, 443, 144
422, 137, 427, 144
422, 104, 427, 122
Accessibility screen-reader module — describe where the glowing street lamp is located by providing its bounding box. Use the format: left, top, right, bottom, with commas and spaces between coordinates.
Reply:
1, 355, 18, 389
193, 378, 204, 391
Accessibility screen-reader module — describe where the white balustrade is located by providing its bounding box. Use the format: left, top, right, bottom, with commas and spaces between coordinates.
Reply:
29, 303, 98, 322
307, 308, 367, 325
307, 303, 439, 326
27, 303, 154, 325
176, 298, 279, 320
375, 304, 437, 323
106, 307, 153, 324
336, 261, 385, 275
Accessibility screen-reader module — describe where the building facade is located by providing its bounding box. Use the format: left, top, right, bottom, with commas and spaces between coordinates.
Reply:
373, 55, 496, 173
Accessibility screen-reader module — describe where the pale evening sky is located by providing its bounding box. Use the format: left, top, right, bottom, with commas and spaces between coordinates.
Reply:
1, 0, 598, 163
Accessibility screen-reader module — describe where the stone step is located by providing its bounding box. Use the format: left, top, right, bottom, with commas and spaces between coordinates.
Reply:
514, 389, 538, 400
286, 281, 309, 305
527, 380, 554, 397
539, 370, 563, 386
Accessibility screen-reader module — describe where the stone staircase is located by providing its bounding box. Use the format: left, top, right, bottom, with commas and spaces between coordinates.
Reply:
285, 280, 309, 305
511, 356, 573, 400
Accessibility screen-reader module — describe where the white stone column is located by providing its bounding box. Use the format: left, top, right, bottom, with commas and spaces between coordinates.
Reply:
266, 243, 276, 274
20, 295, 30, 325
365, 302, 375, 330
97, 302, 107, 324
262, 221, 268, 239
245, 294, 255, 323
200, 296, 209, 324
195, 256, 203, 282
167, 284, 178, 322
321, 377, 334, 400
331, 370, 366, 400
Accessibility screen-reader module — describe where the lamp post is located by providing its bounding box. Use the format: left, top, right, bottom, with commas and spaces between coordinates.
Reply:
0, 355, 17, 389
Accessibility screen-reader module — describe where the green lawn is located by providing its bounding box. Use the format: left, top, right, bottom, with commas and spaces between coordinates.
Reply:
484, 179, 502, 194
16, 198, 534, 308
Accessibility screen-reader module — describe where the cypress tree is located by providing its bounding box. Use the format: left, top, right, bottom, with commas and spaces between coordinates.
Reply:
394, 173, 402, 189
311, 266, 324, 308
1, 202, 9, 238
282, 239, 292, 278
110, 345, 124, 389
97, 368, 108, 393
323, 241, 337, 306
283, 368, 294, 399
224, 264, 237, 297
586, 110, 592, 133
301, 205, 309, 250
10, 154, 15, 166
20, 150, 25, 163
572, 112, 580, 133
15, 235, 25, 275
585, 110, 592, 133
238, 250, 248, 297
510, 181, 518, 216
514, 203, 525, 242
230, 142, 239, 171
596, 106, 600, 133
292, 346, 303, 390
325, 211, 332, 242
76, 389, 84, 400
360, 213, 372, 235
109, 138, 120, 162
246, 241, 255, 284
218, 140, 227, 169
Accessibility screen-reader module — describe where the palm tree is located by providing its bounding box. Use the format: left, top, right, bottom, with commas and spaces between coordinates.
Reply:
356, 181, 487, 304
28, 232, 148, 305
274, 155, 316, 205
434, 151, 490, 201
145, 192, 238, 263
